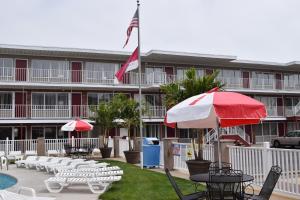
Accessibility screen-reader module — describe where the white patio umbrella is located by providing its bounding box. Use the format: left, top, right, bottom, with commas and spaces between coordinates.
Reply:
165, 88, 267, 167
61, 119, 93, 132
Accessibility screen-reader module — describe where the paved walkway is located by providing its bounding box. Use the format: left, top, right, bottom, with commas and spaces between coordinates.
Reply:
3, 164, 99, 200
2, 159, 299, 200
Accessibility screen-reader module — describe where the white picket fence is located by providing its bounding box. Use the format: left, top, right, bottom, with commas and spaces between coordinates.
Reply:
0, 139, 38, 153
173, 142, 215, 171
229, 146, 300, 196
0, 137, 111, 154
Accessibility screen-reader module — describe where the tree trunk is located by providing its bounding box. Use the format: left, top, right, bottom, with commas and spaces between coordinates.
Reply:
197, 129, 204, 160
104, 129, 108, 148
191, 130, 198, 160
128, 126, 133, 151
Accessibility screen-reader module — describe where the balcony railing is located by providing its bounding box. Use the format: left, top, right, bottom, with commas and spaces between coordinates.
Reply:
2, 67, 300, 91
285, 106, 300, 117
0, 67, 176, 86
0, 104, 287, 120
0, 104, 166, 119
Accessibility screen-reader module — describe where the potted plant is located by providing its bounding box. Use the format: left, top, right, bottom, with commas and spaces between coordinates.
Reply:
91, 101, 116, 158
113, 94, 141, 164
161, 68, 224, 175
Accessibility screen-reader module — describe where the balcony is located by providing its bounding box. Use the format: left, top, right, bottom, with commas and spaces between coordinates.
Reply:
0, 67, 176, 87
0, 104, 166, 120
285, 106, 300, 117
2, 67, 300, 92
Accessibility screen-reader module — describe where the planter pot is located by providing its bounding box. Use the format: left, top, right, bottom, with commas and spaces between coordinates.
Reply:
186, 159, 211, 176
124, 150, 140, 164
100, 147, 112, 158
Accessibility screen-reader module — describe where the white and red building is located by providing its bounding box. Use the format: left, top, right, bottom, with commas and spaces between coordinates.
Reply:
0, 44, 300, 143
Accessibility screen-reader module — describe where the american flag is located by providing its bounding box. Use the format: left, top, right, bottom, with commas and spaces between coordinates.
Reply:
123, 9, 138, 48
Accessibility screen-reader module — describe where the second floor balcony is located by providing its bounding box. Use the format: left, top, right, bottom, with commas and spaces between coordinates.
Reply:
0, 67, 176, 87
1, 67, 300, 92
0, 104, 166, 120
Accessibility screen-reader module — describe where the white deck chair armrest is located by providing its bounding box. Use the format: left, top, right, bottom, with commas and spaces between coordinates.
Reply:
17, 186, 37, 197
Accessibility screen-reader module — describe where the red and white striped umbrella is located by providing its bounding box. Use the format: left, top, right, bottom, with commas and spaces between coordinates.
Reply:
61, 119, 93, 132
165, 89, 267, 128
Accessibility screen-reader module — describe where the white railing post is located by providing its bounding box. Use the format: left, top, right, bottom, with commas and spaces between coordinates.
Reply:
5, 137, 9, 155
71, 136, 75, 147
262, 142, 272, 180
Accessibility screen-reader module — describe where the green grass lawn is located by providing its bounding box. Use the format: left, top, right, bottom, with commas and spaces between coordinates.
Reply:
100, 160, 205, 200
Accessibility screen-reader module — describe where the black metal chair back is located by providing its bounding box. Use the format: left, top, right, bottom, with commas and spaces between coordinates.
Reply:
259, 165, 282, 200
165, 168, 184, 200
207, 169, 243, 200
64, 144, 72, 156
209, 162, 232, 174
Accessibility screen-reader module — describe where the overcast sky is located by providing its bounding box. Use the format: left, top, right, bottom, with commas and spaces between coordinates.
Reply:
0, 0, 299, 63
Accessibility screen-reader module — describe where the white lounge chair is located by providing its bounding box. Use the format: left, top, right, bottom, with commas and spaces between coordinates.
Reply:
15, 156, 38, 168
0, 151, 5, 157
25, 150, 37, 157
53, 160, 96, 174
26, 156, 52, 169
55, 170, 124, 178
70, 166, 121, 173
7, 151, 23, 162
0, 156, 8, 170
45, 175, 121, 194
43, 157, 71, 172
76, 162, 109, 169
47, 150, 59, 157
45, 158, 74, 173
36, 157, 65, 171
0, 187, 55, 200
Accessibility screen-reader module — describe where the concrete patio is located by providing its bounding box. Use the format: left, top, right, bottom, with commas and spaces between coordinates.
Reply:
3, 164, 100, 200
1, 159, 299, 200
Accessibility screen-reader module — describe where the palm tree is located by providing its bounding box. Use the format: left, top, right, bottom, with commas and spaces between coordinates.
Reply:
161, 68, 224, 160
91, 101, 116, 148
115, 94, 140, 151
90, 100, 118, 158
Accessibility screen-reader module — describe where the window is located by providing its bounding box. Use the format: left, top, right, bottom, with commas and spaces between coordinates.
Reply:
287, 132, 295, 137
45, 127, 57, 139
0, 58, 13, 78
32, 93, 69, 108
144, 124, 162, 138
0, 92, 12, 105
176, 68, 204, 81
87, 93, 121, 105
270, 123, 278, 135
218, 69, 241, 87
0, 127, 12, 140
32, 127, 44, 139
145, 67, 165, 84
57, 129, 68, 138
85, 62, 118, 82
253, 124, 262, 136
255, 96, 277, 116
252, 72, 275, 89
31, 60, 69, 78
88, 93, 98, 105
284, 74, 300, 89
144, 94, 160, 107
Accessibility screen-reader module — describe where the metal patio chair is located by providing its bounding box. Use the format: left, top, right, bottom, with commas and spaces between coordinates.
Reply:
165, 168, 206, 200
207, 169, 243, 200
209, 161, 232, 174
243, 165, 282, 200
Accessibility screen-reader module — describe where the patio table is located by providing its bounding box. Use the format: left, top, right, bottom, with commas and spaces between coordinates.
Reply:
190, 173, 254, 183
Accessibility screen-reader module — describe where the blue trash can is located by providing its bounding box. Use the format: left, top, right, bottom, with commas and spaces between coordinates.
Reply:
143, 137, 160, 168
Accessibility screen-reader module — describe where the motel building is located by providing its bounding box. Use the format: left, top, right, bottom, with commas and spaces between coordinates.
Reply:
0, 44, 300, 144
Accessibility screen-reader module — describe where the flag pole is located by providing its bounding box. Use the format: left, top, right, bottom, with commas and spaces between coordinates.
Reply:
137, 0, 143, 169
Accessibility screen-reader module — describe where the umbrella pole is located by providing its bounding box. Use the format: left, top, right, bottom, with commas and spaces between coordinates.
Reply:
217, 123, 222, 170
